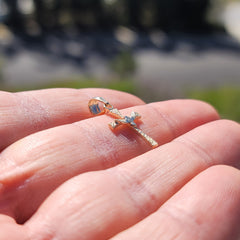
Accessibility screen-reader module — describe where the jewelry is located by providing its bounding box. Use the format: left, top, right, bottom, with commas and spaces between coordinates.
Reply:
88, 97, 158, 148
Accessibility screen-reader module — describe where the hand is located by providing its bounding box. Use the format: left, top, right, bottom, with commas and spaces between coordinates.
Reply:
0, 88, 239, 240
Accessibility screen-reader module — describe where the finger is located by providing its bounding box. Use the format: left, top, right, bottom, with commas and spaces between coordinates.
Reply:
0, 214, 27, 240
112, 165, 240, 240
0, 88, 144, 150
25, 120, 240, 240
0, 100, 218, 223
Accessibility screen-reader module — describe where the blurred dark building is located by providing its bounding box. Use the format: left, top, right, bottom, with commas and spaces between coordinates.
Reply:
2, 0, 212, 33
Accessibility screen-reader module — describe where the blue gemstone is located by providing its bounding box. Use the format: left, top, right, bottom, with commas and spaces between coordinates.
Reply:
124, 116, 137, 126
124, 116, 132, 123
90, 104, 101, 114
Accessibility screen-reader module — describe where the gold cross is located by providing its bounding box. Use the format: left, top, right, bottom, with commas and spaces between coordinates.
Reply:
108, 111, 141, 129
89, 97, 158, 149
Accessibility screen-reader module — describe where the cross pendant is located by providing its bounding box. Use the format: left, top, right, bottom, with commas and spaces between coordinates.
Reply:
89, 97, 158, 149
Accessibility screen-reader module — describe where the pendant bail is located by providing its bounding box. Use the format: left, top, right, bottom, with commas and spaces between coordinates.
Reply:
88, 97, 113, 115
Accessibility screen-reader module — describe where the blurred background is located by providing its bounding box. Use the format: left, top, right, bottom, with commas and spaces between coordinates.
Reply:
0, 0, 239, 121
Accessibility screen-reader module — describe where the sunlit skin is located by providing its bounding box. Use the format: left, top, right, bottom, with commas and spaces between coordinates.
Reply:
0, 88, 239, 240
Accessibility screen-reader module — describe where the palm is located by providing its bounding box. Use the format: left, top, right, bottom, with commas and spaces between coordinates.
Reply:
0, 88, 239, 240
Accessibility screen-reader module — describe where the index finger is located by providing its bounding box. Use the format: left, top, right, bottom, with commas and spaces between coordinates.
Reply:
0, 88, 144, 150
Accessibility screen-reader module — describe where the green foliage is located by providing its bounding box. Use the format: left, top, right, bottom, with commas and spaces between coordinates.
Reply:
44, 77, 137, 95
107, 78, 136, 93
0, 57, 4, 84
187, 86, 240, 122
110, 51, 136, 78
3, 76, 137, 95
42, 78, 103, 89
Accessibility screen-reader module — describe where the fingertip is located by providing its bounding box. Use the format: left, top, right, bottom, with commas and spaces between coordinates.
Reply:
147, 99, 220, 141
198, 165, 240, 195
176, 99, 220, 121
209, 120, 240, 167
190, 99, 220, 119
214, 119, 240, 134
152, 99, 220, 123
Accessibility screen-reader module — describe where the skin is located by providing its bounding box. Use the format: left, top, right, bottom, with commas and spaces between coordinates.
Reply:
0, 88, 239, 240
